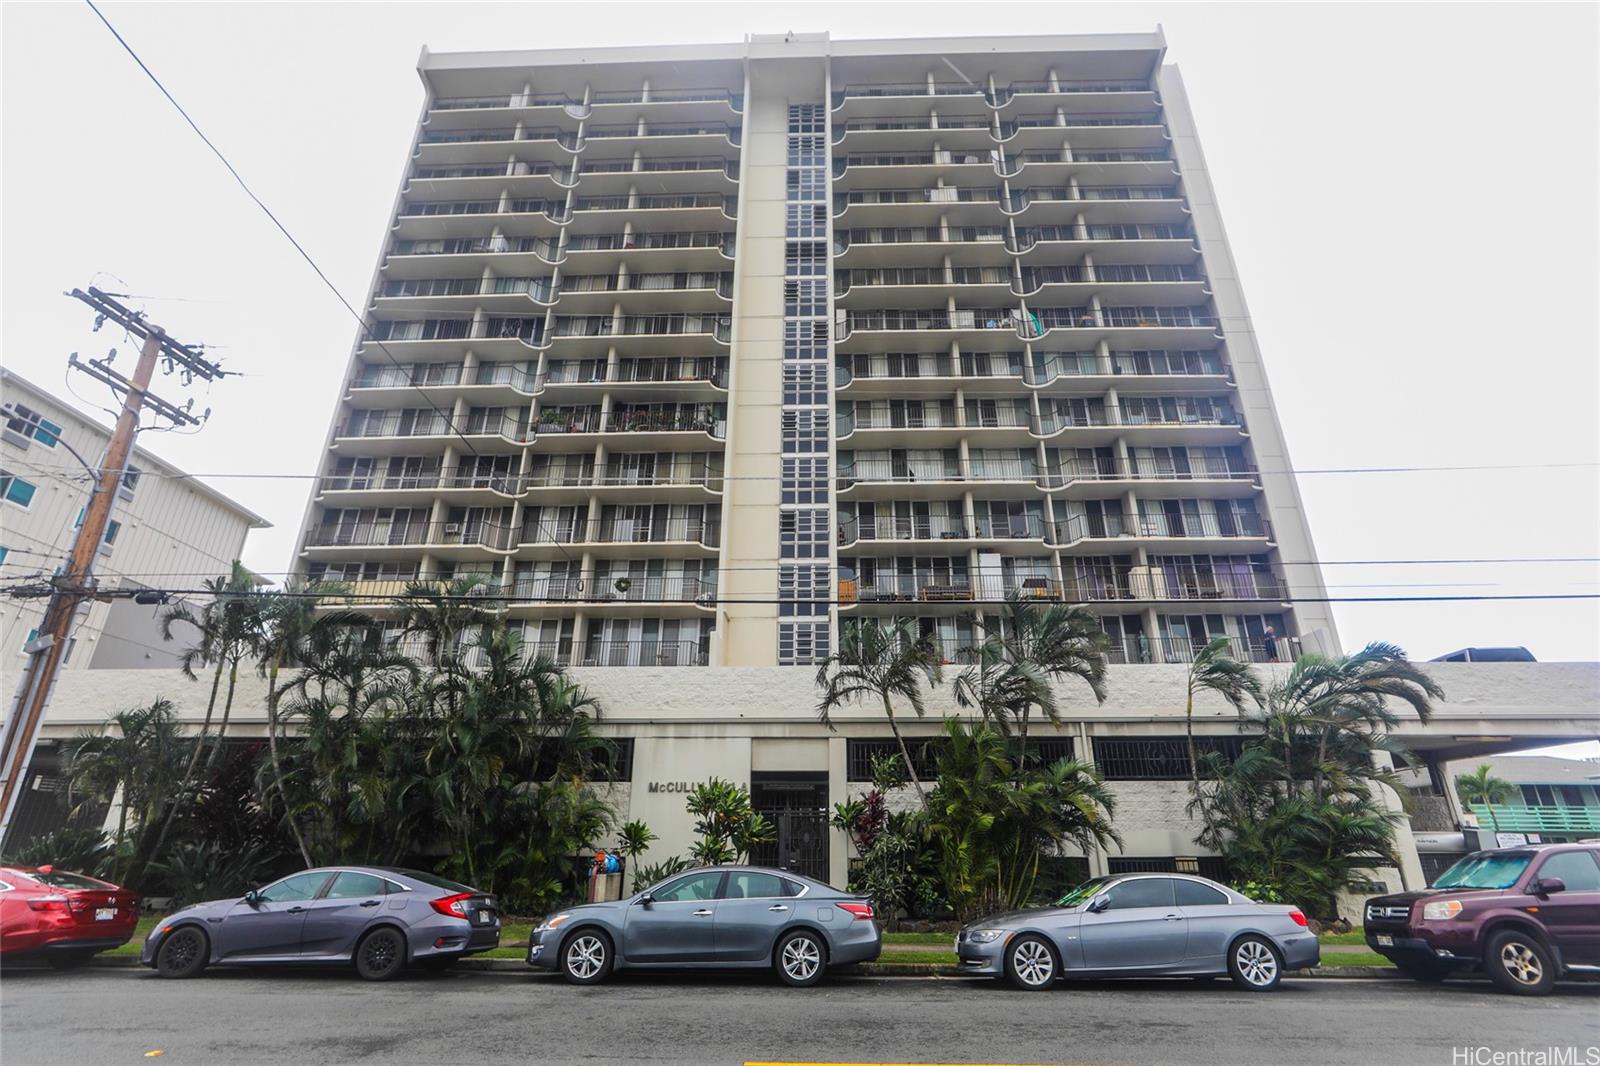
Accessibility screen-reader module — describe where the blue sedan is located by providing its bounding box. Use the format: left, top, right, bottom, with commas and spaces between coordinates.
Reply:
141, 866, 501, 980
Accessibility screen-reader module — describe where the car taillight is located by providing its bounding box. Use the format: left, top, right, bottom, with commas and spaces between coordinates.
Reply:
430, 892, 473, 918
837, 902, 874, 921
1288, 910, 1308, 927
27, 896, 69, 912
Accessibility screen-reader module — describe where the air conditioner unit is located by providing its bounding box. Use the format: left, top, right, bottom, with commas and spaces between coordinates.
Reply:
443, 522, 462, 534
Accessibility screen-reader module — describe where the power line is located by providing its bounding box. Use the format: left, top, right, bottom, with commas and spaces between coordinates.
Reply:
82, 0, 481, 461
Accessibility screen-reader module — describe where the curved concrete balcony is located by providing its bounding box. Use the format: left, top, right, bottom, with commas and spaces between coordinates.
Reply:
575, 639, 710, 668
830, 82, 992, 119
1040, 457, 1262, 499
554, 271, 733, 314
1018, 305, 1224, 347
999, 115, 1169, 153
302, 519, 518, 560
833, 265, 1014, 306
999, 148, 1178, 186
383, 235, 564, 279
509, 574, 718, 615
586, 86, 744, 123
374, 276, 558, 315
560, 230, 736, 274
570, 192, 738, 233
545, 312, 731, 358
579, 122, 741, 156
832, 187, 1003, 230
1011, 262, 1208, 302
329, 410, 533, 455
414, 125, 585, 167
1061, 567, 1288, 606
832, 307, 1029, 352
1024, 350, 1232, 395
833, 226, 1012, 268
584, 517, 722, 559
391, 198, 569, 242
1000, 184, 1186, 223
832, 150, 1002, 189
533, 358, 728, 402
993, 80, 1159, 113
404, 160, 578, 203
573, 156, 740, 195
831, 115, 1001, 153
1048, 512, 1273, 552
362, 316, 550, 360
526, 405, 728, 452
1005, 223, 1199, 268
1033, 406, 1245, 446
425, 91, 592, 127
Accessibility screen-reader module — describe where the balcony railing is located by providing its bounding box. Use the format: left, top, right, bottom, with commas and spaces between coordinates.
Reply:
539, 359, 727, 389
378, 277, 557, 303
592, 517, 721, 546
595, 466, 724, 491
1063, 570, 1287, 603
573, 193, 738, 215
410, 160, 576, 184
578, 640, 709, 667
335, 413, 453, 439
305, 520, 515, 551
563, 231, 735, 256
589, 87, 742, 108
577, 156, 739, 179
430, 92, 581, 111
418, 127, 580, 150
397, 198, 568, 222
1108, 634, 1300, 666
1007, 222, 1193, 252
1052, 512, 1270, 544
838, 515, 972, 543
552, 312, 731, 341
389, 235, 562, 262
835, 225, 1006, 251
582, 122, 739, 144
352, 366, 466, 390
1467, 804, 1600, 834
837, 406, 962, 434
511, 574, 715, 604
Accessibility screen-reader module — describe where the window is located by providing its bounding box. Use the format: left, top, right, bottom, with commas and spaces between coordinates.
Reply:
1431, 852, 1533, 891
652, 871, 724, 903
4, 404, 63, 448
121, 466, 141, 495
846, 738, 943, 781
722, 872, 787, 899
325, 871, 392, 899
1101, 877, 1175, 910
1535, 851, 1600, 892
1092, 736, 1243, 780
778, 620, 830, 664
1174, 879, 1229, 907
30, 870, 115, 890
778, 508, 829, 560
1, 473, 37, 509
257, 871, 334, 903
73, 508, 122, 545
0, 547, 8, 567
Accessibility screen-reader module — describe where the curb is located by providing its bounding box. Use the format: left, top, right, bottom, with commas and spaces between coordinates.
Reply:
80, 956, 1404, 979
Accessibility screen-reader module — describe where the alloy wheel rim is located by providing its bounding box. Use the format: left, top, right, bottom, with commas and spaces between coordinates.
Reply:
568, 936, 605, 979
1500, 942, 1543, 984
1013, 940, 1054, 986
1236, 941, 1277, 985
365, 934, 399, 971
782, 936, 821, 981
166, 931, 199, 968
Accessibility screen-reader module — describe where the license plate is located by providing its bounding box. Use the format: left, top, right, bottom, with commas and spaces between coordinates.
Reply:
476, 911, 493, 925
1376, 934, 1393, 947
95, 908, 117, 921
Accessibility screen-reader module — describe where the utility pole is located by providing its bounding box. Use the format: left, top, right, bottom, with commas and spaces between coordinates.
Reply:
0, 287, 225, 841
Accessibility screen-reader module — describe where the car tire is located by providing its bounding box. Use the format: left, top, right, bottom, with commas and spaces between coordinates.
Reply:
1003, 934, 1058, 991
1395, 958, 1452, 984
354, 927, 408, 982
1228, 935, 1283, 992
561, 929, 614, 985
155, 926, 209, 979
774, 929, 827, 988
1485, 929, 1556, 996
46, 950, 96, 971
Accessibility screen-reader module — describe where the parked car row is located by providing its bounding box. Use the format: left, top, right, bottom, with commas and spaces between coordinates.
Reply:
5, 842, 1597, 996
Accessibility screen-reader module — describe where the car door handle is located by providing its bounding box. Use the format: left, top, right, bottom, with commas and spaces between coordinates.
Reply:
287, 906, 306, 915
768, 905, 789, 912
1163, 914, 1183, 921
360, 900, 381, 907
692, 909, 713, 917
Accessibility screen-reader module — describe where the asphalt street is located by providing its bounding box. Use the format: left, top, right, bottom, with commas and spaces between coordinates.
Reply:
1, 967, 1596, 1066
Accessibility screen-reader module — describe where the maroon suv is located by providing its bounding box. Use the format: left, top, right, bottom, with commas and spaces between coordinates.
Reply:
1363, 842, 1600, 995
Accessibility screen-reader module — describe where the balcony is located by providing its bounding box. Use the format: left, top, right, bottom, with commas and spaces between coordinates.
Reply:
580, 121, 740, 154
587, 86, 744, 122
836, 514, 973, 547
1063, 567, 1288, 604
577, 639, 709, 667
589, 516, 722, 556
385, 234, 564, 277
574, 156, 740, 193
406, 160, 578, 198
561, 229, 736, 272
537, 359, 728, 404
375, 275, 558, 313
510, 573, 716, 610
1468, 804, 1600, 835
1025, 350, 1230, 390
1033, 403, 1244, 444
414, 126, 583, 166
1050, 512, 1272, 549
1108, 633, 1301, 666
555, 270, 734, 314
833, 225, 1010, 268
392, 198, 569, 240
546, 311, 731, 357
364, 316, 547, 359
571, 192, 739, 230
303, 519, 515, 555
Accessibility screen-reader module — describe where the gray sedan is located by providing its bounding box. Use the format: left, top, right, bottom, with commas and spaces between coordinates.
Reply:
527, 865, 881, 986
956, 873, 1319, 991
140, 866, 501, 980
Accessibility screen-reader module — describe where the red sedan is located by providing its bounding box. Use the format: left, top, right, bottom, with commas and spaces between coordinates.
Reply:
0, 864, 139, 968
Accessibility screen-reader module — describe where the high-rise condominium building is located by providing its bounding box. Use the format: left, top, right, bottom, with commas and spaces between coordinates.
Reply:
295, 29, 1337, 672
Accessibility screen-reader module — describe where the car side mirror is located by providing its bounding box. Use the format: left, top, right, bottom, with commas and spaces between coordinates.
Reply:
1533, 877, 1566, 897
243, 889, 261, 906
636, 892, 653, 907
1087, 895, 1110, 914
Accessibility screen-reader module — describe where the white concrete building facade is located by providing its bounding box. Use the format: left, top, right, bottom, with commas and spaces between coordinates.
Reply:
1, 368, 270, 670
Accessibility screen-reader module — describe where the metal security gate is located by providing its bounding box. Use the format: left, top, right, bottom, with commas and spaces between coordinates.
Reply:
750, 773, 829, 882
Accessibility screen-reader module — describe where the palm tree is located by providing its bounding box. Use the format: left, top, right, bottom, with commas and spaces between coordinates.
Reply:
954, 595, 1109, 744
1183, 636, 1265, 795
615, 820, 658, 893
247, 579, 359, 866
392, 575, 499, 668
65, 699, 189, 880
815, 619, 943, 807
1455, 763, 1517, 834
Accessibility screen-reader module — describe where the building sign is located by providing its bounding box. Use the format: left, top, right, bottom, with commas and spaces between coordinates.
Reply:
646, 781, 702, 794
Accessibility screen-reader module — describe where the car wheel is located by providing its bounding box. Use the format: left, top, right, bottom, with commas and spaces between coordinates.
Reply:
1228, 935, 1283, 991
46, 950, 96, 971
774, 929, 826, 987
1003, 934, 1058, 991
1395, 958, 1452, 984
155, 926, 209, 979
1485, 930, 1555, 996
354, 927, 408, 982
561, 929, 613, 985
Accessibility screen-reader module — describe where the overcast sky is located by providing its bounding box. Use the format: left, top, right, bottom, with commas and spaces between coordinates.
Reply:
4, 2, 1598, 678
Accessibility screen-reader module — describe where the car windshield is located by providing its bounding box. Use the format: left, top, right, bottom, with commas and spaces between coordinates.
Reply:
1432, 852, 1533, 890
1054, 877, 1112, 907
